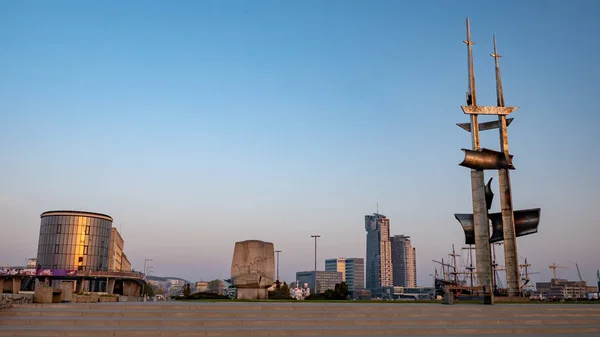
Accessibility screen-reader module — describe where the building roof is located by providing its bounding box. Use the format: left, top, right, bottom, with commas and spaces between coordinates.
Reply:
41, 210, 113, 222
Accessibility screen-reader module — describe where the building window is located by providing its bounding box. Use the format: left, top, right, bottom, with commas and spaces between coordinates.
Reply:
78, 257, 83, 263
57, 224, 61, 234
78, 266, 84, 271
85, 226, 90, 235
83, 246, 88, 255
54, 244, 59, 254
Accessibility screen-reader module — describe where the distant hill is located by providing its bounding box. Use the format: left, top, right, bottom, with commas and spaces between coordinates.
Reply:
147, 275, 191, 284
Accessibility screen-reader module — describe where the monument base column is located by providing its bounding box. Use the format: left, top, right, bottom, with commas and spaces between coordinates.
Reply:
471, 170, 494, 305
237, 288, 268, 300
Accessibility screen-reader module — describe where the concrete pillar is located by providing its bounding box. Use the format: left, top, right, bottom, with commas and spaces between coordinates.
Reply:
499, 170, 520, 297
123, 281, 130, 297
471, 170, 494, 305
61, 281, 74, 303
107, 279, 115, 294
11, 278, 22, 294
134, 283, 141, 297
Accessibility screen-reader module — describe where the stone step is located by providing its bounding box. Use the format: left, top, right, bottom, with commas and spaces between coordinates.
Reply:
2, 315, 599, 327
12, 302, 600, 313
4, 308, 600, 319
1, 325, 600, 337
2, 303, 599, 336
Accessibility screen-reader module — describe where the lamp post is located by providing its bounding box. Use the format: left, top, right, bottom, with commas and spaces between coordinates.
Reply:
275, 250, 282, 282
310, 235, 320, 293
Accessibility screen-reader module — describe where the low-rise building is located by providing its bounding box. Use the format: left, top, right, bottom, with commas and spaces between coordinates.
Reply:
392, 286, 435, 300
536, 279, 588, 299
26, 258, 37, 268
296, 271, 342, 294
195, 281, 208, 293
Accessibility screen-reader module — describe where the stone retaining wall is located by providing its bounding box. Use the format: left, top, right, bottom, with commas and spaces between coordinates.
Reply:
0, 294, 33, 309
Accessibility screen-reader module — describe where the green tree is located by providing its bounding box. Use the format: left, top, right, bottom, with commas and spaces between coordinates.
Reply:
280, 282, 291, 298
335, 281, 349, 299
183, 284, 191, 297
319, 282, 349, 300
142, 284, 155, 297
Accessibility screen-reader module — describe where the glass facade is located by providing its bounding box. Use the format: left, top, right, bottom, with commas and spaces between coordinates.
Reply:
345, 258, 365, 291
36, 211, 113, 271
296, 271, 342, 294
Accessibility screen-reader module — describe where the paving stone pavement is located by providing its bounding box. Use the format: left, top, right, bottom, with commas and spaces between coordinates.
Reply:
1, 301, 599, 336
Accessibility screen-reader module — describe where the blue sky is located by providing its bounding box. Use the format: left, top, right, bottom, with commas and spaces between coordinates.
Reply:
1, 0, 599, 286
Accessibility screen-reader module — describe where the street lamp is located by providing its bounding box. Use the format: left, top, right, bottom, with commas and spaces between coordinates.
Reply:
310, 235, 320, 293
275, 250, 282, 282
144, 258, 153, 275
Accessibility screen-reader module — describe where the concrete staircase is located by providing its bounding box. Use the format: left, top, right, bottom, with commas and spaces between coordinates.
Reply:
1, 301, 599, 336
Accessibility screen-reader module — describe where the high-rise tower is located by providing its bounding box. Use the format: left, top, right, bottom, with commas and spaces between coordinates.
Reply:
391, 235, 417, 287
365, 213, 393, 290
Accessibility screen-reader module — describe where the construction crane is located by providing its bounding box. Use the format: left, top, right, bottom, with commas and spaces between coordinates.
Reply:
575, 263, 583, 282
549, 262, 568, 279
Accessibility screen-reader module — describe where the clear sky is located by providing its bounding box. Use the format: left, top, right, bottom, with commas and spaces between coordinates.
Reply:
1, 0, 599, 287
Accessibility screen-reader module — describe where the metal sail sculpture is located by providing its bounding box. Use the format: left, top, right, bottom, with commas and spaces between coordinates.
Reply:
453, 18, 541, 303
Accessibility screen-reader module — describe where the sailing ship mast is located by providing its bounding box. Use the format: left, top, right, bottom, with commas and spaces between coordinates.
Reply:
449, 244, 460, 284
462, 245, 476, 288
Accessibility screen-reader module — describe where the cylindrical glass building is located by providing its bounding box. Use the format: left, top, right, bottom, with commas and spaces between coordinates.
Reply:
36, 210, 113, 271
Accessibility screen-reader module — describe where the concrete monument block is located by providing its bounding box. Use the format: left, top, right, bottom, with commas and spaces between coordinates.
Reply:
230, 240, 275, 300
33, 282, 53, 304
60, 281, 74, 303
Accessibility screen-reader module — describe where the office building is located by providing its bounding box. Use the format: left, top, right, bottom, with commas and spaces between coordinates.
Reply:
108, 228, 131, 272
0, 210, 147, 297
296, 271, 342, 294
325, 258, 346, 281
365, 213, 393, 289
345, 258, 365, 291
325, 257, 365, 291
391, 235, 417, 287
36, 210, 113, 271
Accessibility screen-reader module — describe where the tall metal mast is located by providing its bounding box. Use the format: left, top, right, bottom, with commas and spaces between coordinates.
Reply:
464, 17, 494, 304
491, 35, 521, 297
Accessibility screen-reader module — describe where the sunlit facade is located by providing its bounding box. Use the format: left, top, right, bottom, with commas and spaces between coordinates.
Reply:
108, 227, 131, 272
36, 210, 113, 271
325, 258, 346, 281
